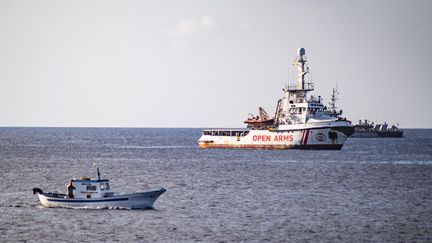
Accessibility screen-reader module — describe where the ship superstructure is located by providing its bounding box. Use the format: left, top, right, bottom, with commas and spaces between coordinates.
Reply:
198, 48, 354, 150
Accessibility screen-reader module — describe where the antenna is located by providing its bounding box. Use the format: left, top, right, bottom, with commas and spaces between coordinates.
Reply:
328, 84, 341, 116
93, 161, 101, 181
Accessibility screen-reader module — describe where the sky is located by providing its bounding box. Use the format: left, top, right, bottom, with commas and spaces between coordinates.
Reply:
0, 0, 431, 128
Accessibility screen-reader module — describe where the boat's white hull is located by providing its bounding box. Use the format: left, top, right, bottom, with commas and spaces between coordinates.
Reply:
37, 189, 166, 209
198, 123, 354, 150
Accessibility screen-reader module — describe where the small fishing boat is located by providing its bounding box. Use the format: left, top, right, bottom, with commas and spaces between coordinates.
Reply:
33, 165, 166, 209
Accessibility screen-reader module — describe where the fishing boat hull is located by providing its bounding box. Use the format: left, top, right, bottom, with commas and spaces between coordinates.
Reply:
35, 188, 166, 209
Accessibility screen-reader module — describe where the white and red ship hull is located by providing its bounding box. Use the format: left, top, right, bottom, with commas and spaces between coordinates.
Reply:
198, 122, 354, 150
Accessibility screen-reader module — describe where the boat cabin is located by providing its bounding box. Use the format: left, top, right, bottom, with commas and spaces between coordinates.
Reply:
71, 178, 113, 199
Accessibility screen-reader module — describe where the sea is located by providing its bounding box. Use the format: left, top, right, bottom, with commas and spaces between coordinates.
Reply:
1, 127, 432, 242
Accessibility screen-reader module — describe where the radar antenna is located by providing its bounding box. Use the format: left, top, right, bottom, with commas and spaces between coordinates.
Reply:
328, 85, 342, 116
93, 161, 101, 181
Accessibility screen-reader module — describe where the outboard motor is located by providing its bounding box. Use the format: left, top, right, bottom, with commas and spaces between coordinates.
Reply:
33, 188, 43, 195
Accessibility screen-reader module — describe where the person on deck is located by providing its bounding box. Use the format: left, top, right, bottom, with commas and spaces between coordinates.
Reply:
66, 180, 76, 198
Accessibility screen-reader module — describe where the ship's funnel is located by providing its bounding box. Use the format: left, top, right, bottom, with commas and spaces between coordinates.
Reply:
298, 48, 305, 56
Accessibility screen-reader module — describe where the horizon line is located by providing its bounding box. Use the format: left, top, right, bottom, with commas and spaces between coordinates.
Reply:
0, 126, 430, 129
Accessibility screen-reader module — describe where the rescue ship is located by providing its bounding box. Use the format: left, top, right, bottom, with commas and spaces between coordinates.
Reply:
198, 48, 354, 150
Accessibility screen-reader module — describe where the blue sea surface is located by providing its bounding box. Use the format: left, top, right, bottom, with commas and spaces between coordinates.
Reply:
0, 128, 432, 241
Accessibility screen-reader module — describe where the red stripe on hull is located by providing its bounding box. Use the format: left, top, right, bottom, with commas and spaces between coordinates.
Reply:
300, 130, 305, 145
303, 129, 310, 145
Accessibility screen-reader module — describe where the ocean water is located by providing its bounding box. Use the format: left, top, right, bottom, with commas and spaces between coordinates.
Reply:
1, 127, 432, 242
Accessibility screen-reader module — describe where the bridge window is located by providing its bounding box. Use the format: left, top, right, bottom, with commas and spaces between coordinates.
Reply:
86, 185, 97, 191
100, 183, 110, 190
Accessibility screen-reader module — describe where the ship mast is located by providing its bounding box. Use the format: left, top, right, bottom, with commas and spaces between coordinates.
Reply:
275, 48, 314, 126
328, 85, 342, 116
286, 48, 314, 102
329, 86, 338, 111
294, 48, 312, 98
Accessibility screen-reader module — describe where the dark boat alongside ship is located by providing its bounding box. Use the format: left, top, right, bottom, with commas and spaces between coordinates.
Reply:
351, 119, 403, 138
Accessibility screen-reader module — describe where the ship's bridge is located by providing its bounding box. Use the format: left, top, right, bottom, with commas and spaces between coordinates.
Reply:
307, 96, 324, 113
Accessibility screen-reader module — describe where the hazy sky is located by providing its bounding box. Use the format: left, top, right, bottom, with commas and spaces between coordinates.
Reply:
1, 0, 431, 128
